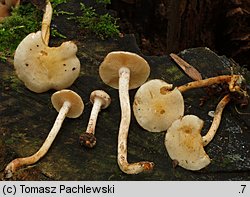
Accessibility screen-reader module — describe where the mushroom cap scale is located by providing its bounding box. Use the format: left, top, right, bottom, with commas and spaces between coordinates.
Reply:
133, 79, 184, 132
99, 51, 150, 90
14, 31, 80, 93
51, 89, 84, 118
165, 115, 211, 171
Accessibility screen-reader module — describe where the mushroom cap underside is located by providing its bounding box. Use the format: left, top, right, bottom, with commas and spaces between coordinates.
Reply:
165, 115, 211, 171
99, 51, 150, 89
14, 31, 80, 93
133, 79, 184, 132
51, 89, 84, 118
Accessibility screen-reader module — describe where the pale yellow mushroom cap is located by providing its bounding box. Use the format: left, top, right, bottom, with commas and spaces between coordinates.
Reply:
90, 90, 111, 109
165, 115, 211, 171
51, 89, 84, 118
14, 31, 80, 93
99, 51, 150, 90
133, 79, 184, 132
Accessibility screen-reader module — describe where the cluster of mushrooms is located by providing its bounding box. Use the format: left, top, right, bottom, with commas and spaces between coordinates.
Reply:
3, 0, 249, 178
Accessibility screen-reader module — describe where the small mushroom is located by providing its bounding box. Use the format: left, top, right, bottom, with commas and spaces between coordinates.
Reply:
79, 90, 111, 148
13, 0, 80, 93
165, 94, 230, 170
4, 89, 84, 178
99, 51, 154, 174
165, 115, 210, 171
133, 79, 184, 132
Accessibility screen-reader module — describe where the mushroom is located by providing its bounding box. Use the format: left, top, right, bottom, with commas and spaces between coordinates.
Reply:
13, 0, 80, 93
79, 90, 111, 148
133, 79, 184, 132
133, 74, 246, 133
4, 89, 84, 178
165, 94, 230, 170
99, 51, 154, 174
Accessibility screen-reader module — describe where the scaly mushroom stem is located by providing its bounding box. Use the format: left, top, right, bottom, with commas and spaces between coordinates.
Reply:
41, 0, 52, 45
202, 94, 231, 146
79, 98, 101, 148
177, 75, 244, 93
87, 98, 102, 135
117, 67, 154, 174
4, 101, 71, 178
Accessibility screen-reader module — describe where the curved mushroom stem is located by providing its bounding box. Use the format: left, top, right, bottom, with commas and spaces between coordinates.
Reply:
117, 67, 154, 174
41, 0, 52, 45
4, 101, 71, 179
177, 74, 244, 93
79, 98, 102, 148
202, 94, 231, 146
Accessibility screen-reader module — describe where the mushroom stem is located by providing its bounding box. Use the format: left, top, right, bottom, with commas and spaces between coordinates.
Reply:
4, 101, 71, 178
177, 75, 243, 93
86, 98, 102, 135
41, 0, 52, 45
202, 94, 231, 146
79, 98, 101, 148
117, 67, 154, 174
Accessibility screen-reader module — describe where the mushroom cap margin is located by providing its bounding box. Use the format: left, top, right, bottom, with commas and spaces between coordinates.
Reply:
51, 89, 84, 118
99, 51, 150, 90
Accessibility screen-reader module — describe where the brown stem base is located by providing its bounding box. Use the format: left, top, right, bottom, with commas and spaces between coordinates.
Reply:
79, 133, 97, 148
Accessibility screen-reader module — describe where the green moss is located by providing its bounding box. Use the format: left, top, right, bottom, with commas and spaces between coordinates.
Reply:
51, 0, 68, 8
95, 0, 111, 4
69, 3, 119, 39
2, 74, 23, 92
164, 64, 184, 82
